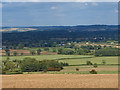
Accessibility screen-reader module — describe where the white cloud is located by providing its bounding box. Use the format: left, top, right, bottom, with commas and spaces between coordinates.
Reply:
0, 3, 2, 8
51, 6, 57, 10
92, 2, 98, 6
115, 10, 118, 13
2, 0, 119, 2
84, 3, 88, 6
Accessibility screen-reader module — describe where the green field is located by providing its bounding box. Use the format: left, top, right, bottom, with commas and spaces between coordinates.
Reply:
2, 55, 118, 65
23, 65, 118, 74
2, 55, 118, 74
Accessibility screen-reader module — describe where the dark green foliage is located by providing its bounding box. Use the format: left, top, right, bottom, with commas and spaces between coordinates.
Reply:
21, 57, 39, 72
58, 48, 75, 55
2, 57, 64, 74
44, 47, 49, 51
21, 58, 63, 72
86, 61, 92, 65
13, 51, 17, 56
30, 50, 35, 55
95, 48, 119, 56
77, 48, 85, 55
60, 62, 69, 66
18, 43, 24, 49
21, 53, 24, 56
5, 49, 10, 56
52, 48, 57, 52
102, 60, 106, 65
93, 63, 98, 68
2, 59, 22, 74
3, 25, 118, 49
37, 49, 42, 55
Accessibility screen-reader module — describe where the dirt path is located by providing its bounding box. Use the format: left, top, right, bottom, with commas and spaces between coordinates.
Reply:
2, 74, 118, 88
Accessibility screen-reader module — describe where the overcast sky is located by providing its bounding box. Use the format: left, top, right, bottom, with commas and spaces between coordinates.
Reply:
2, 2, 118, 26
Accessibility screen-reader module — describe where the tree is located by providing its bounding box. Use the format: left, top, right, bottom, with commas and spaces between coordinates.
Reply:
37, 49, 42, 55
86, 61, 92, 65
93, 63, 98, 68
95, 48, 118, 56
5, 49, 10, 56
21, 53, 24, 56
21, 57, 39, 72
18, 43, 24, 49
30, 50, 35, 55
44, 47, 49, 51
52, 48, 57, 52
13, 51, 17, 56
58, 48, 63, 54
102, 60, 106, 65
77, 48, 85, 55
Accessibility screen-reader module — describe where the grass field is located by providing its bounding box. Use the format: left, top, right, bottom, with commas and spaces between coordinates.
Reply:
2, 55, 118, 65
2, 55, 118, 74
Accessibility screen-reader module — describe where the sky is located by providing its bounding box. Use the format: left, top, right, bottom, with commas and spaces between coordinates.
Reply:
2, 2, 118, 26
1, 0, 119, 2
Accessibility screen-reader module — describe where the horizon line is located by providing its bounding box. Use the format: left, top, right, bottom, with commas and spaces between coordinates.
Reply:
1, 24, 118, 28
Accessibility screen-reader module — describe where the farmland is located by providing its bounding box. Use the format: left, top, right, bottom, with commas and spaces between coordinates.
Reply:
2, 55, 118, 74
2, 74, 118, 88
2, 55, 118, 65
2, 55, 118, 88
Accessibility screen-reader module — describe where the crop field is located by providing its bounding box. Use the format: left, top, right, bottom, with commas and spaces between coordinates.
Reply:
2, 74, 118, 88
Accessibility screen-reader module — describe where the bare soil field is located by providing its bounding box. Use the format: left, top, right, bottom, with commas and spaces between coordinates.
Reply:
2, 74, 118, 88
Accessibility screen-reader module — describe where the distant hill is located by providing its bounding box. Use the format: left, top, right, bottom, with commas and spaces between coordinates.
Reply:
2, 25, 118, 48
1, 25, 118, 33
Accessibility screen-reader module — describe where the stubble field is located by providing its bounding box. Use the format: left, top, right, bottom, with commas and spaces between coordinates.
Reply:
2, 74, 118, 88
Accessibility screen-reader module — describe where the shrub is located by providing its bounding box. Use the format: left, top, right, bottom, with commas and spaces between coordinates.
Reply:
93, 63, 98, 68
86, 61, 92, 65
102, 60, 106, 65
76, 68, 79, 71
89, 69, 97, 74
21, 53, 24, 56
61, 62, 69, 66
13, 51, 17, 56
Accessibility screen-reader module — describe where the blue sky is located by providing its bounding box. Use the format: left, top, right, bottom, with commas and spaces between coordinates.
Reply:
2, 2, 118, 26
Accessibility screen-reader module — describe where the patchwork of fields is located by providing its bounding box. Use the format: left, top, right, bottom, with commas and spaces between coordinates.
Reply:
2, 55, 118, 74
2, 55, 118, 65
2, 54, 118, 88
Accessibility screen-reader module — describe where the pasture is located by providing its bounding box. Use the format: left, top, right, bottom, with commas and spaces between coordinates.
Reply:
2, 55, 118, 65
2, 55, 118, 74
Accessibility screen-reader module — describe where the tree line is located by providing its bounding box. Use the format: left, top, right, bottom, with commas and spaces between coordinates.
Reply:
2, 57, 69, 74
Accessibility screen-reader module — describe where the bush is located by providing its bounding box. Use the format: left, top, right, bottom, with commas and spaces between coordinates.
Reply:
76, 68, 79, 71
21, 57, 39, 72
61, 62, 69, 66
89, 69, 97, 74
93, 63, 98, 68
86, 61, 92, 65
2, 57, 65, 74
102, 60, 106, 65
13, 51, 17, 56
